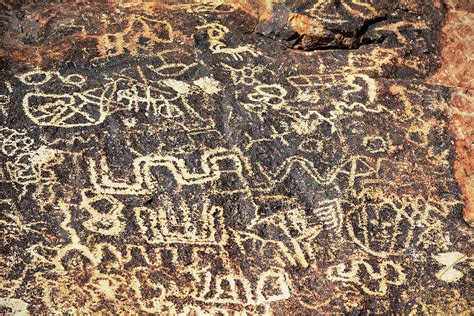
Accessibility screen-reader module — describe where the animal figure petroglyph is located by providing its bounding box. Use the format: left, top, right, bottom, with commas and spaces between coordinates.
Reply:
197, 23, 260, 60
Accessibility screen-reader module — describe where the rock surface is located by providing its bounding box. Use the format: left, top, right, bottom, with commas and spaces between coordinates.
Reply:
0, 1, 472, 314
428, 0, 474, 226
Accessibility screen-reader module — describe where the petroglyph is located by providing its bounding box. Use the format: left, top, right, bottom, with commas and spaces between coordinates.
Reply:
97, 14, 174, 58
327, 258, 406, 296
0, 82, 12, 116
0, 0, 471, 314
89, 148, 247, 195
134, 202, 227, 245
198, 23, 261, 61
432, 252, 472, 283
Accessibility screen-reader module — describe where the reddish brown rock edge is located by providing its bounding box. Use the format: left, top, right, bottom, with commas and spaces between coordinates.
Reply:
450, 91, 474, 226
429, 1, 474, 226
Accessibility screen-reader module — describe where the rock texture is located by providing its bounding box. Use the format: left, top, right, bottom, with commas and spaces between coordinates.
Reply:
429, 0, 474, 226
0, 1, 472, 314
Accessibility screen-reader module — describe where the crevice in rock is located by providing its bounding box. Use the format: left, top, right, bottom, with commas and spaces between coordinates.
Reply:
296, 14, 389, 51
257, 14, 389, 51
